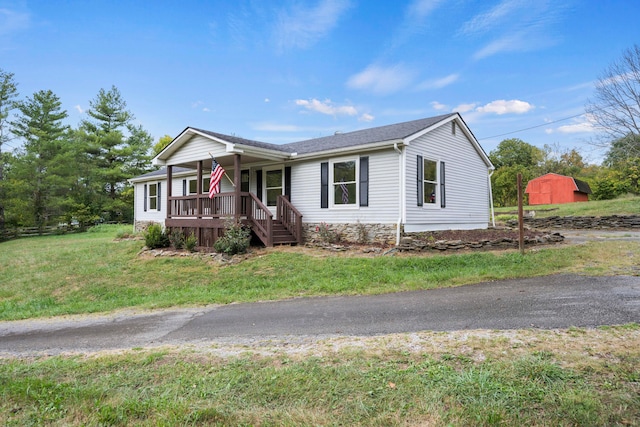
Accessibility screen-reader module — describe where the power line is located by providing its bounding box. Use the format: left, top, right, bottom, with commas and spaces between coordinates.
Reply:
477, 112, 586, 141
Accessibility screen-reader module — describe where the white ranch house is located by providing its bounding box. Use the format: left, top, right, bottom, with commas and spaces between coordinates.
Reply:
129, 113, 495, 247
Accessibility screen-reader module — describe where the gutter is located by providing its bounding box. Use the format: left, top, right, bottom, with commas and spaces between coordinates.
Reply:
394, 142, 403, 245
488, 168, 496, 227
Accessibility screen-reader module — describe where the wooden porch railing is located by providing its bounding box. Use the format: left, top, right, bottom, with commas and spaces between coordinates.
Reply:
168, 192, 278, 246
277, 195, 303, 244
246, 193, 273, 247
169, 192, 247, 218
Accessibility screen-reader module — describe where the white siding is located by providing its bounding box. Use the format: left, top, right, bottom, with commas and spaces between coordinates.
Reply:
404, 121, 490, 231
166, 135, 227, 165
290, 148, 400, 224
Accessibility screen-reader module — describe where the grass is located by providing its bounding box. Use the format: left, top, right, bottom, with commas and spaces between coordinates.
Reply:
1, 225, 638, 321
495, 194, 640, 219
1, 325, 639, 426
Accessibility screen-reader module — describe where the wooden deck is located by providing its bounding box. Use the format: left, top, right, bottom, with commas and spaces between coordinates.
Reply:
165, 192, 303, 247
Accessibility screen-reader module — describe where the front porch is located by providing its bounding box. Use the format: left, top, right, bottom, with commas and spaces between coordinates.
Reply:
165, 191, 303, 247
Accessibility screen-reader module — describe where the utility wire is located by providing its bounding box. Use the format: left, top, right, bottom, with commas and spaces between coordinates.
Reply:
477, 112, 587, 140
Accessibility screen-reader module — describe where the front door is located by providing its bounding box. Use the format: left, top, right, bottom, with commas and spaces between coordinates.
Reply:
264, 168, 284, 214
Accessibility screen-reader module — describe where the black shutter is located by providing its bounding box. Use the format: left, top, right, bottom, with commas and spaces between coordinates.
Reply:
144, 184, 147, 212
256, 170, 263, 201
284, 166, 292, 201
417, 155, 423, 207
359, 156, 369, 207
320, 162, 329, 208
157, 182, 161, 211
440, 161, 446, 208
182, 179, 187, 196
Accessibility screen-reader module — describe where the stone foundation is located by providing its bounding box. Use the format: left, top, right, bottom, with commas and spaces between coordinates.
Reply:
303, 222, 398, 245
134, 220, 162, 233
506, 214, 640, 230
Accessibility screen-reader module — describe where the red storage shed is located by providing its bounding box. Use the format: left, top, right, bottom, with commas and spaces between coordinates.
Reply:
525, 173, 592, 205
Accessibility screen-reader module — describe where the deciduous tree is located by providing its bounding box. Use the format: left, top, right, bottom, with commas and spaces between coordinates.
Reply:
586, 44, 640, 156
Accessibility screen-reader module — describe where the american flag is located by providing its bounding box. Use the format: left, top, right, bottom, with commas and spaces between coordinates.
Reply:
209, 159, 225, 198
340, 179, 349, 204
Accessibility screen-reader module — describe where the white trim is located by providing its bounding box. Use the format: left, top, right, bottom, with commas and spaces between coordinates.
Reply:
421, 156, 441, 209
263, 165, 284, 208
329, 156, 359, 209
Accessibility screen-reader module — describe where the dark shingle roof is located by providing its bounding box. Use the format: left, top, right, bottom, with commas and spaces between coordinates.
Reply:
193, 113, 456, 155
574, 178, 592, 194
281, 114, 456, 154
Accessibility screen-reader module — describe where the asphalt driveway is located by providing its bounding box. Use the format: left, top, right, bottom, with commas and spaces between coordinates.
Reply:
1, 274, 639, 357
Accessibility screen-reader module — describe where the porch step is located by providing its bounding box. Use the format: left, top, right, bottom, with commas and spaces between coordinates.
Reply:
271, 220, 298, 245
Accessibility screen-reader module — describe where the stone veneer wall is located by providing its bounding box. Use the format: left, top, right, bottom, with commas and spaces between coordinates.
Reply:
506, 214, 640, 230
134, 220, 161, 233
303, 222, 398, 245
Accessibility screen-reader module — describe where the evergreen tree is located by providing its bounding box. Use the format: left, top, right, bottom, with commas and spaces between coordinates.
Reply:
0, 68, 19, 235
80, 86, 152, 222
10, 90, 70, 230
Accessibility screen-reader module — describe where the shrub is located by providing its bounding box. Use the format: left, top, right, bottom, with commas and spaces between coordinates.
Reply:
144, 224, 170, 249
316, 222, 341, 244
355, 220, 369, 244
185, 232, 198, 252
214, 220, 251, 255
169, 229, 184, 250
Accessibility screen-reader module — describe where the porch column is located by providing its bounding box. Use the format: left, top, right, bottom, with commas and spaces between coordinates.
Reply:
234, 153, 241, 223
166, 165, 172, 219
196, 161, 203, 219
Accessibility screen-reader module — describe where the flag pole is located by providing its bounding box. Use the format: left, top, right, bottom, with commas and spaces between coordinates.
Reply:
208, 152, 235, 187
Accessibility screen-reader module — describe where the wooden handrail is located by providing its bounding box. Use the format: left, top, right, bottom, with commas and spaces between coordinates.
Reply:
246, 192, 273, 247
277, 195, 303, 244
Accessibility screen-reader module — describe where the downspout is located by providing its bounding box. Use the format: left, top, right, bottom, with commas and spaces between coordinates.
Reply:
394, 142, 403, 245
488, 168, 496, 228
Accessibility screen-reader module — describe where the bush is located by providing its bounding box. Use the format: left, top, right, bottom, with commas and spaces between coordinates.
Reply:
214, 220, 251, 255
316, 222, 341, 244
144, 224, 170, 249
169, 229, 184, 250
185, 232, 198, 252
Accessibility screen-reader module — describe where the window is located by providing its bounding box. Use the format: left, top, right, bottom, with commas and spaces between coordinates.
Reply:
417, 156, 445, 208
332, 160, 356, 206
265, 169, 283, 206
145, 182, 161, 211
423, 159, 437, 204
321, 157, 368, 209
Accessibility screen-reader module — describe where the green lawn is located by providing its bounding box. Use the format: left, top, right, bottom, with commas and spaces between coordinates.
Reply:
0, 224, 638, 321
1, 224, 639, 426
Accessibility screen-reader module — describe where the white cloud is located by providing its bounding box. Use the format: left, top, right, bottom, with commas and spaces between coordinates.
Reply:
295, 98, 358, 116
264, 98, 270, 103
476, 100, 533, 115
202, 107, 211, 112
418, 73, 459, 90
431, 101, 448, 111
459, 0, 527, 36
274, 0, 352, 51
0, 7, 30, 36
460, 0, 566, 60
359, 113, 374, 122
406, 0, 446, 20
453, 103, 477, 113
74, 105, 84, 114
549, 120, 596, 134
347, 64, 415, 95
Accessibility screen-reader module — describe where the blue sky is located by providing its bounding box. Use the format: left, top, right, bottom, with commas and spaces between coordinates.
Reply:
2, 0, 638, 163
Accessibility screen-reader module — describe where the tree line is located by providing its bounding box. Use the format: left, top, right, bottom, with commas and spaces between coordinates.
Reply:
0, 69, 154, 235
